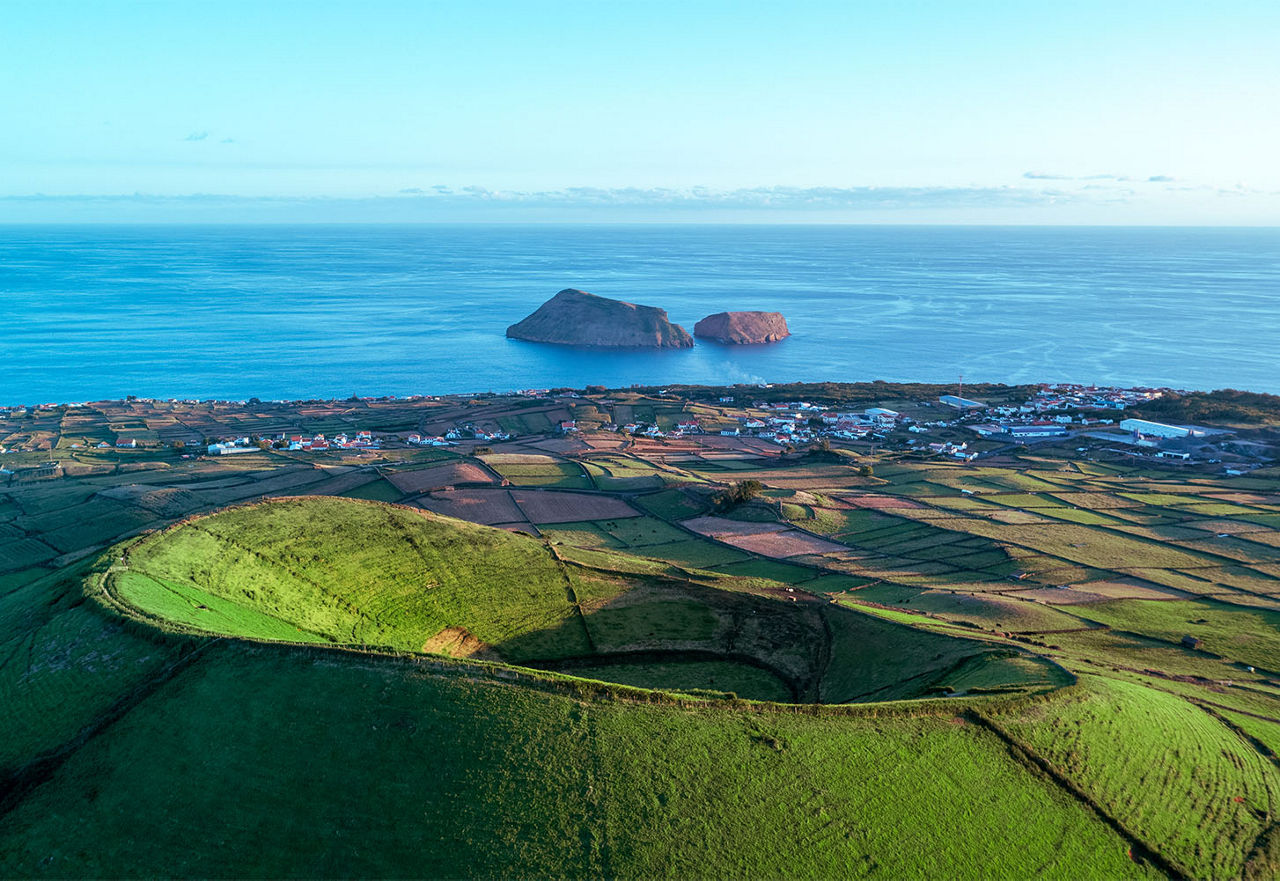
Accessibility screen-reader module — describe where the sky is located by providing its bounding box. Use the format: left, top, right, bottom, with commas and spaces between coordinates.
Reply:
2, 0, 1279, 223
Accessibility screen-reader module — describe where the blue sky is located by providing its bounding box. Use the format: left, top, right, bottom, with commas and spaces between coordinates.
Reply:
3, 0, 1278, 222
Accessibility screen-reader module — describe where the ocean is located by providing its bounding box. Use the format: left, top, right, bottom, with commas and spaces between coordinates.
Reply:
2, 224, 1277, 404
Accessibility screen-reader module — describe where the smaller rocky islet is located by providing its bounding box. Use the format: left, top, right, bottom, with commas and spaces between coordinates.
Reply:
693, 311, 791, 344
507, 289, 788, 348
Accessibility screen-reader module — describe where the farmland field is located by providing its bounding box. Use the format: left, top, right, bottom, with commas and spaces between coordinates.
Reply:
3, 386, 1280, 879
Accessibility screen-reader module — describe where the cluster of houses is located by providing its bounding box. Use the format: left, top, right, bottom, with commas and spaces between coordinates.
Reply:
925, 441, 977, 461
1025, 384, 1165, 412
285, 431, 379, 452
953, 387, 1169, 443
716, 405, 906, 446
207, 431, 380, 455
408, 424, 515, 446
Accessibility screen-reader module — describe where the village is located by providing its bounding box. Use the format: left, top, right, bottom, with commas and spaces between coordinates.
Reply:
0, 381, 1272, 487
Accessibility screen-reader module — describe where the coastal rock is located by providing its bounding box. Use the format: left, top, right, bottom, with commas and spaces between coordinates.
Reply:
693, 311, 790, 344
507, 289, 694, 348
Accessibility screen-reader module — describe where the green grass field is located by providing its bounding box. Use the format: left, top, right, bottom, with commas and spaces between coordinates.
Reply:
1078, 597, 1280, 672
486, 458, 593, 489
0, 642, 1149, 880
117, 497, 595, 659
991, 675, 1280, 879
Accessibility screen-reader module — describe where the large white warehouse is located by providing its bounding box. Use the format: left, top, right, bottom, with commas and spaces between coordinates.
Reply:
1119, 418, 1199, 438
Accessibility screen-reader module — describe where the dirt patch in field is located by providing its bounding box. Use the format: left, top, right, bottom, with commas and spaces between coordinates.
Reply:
511, 490, 639, 524
386, 462, 497, 494
494, 522, 542, 537
718, 529, 851, 559
841, 494, 927, 510
682, 516, 790, 537
415, 489, 526, 525
422, 627, 500, 660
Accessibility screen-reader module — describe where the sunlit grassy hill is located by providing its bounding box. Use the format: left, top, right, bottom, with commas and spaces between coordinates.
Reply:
105, 496, 1030, 704
4, 489, 1280, 878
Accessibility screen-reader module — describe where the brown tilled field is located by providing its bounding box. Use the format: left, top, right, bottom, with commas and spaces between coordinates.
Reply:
715, 529, 850, 559
386, 462, 497, 494
510, 490, 639, 524
415, 489, 527, 525
681, 516, 790, 537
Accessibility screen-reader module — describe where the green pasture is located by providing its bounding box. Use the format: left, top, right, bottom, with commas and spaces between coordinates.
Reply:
0, 645, 1144, 879
992, 675, 1280, 879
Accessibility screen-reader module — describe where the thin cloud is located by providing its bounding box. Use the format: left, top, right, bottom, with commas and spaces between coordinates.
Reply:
183, 131, 209, 142
1027, 172, 1177, 185
4, 182, 1273, 223
0, 185, 1090, 211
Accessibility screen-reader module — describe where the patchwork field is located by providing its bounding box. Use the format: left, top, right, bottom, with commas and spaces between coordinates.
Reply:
3, 386, 1280, 879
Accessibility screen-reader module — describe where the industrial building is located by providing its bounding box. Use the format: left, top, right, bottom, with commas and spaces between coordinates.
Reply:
1003, 423, 1068, 438
1119, 418, 1203, 439
940, 395, 987, 410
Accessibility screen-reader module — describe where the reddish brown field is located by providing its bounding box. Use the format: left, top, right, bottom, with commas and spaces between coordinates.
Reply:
386, 462, 497, 494
414, 489, 526, 525
510, 490, 639, 524
717, 529, 850, 559
580, 435, 628, 451
681, 516, 790, 537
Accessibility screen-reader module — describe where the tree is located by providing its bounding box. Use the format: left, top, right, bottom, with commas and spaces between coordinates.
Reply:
714, 479, 763, 511
171, 440, 185, 451
858, 464, 874, 477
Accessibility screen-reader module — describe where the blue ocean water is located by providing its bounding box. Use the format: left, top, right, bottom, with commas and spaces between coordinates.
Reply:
1, 224, 1277, 404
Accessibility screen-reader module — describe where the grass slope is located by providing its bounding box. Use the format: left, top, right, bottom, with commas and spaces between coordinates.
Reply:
113, 497, 1020, 704
0, 642, 1147, 880
120, 497, 594, 660
991, 675, 1280, 879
